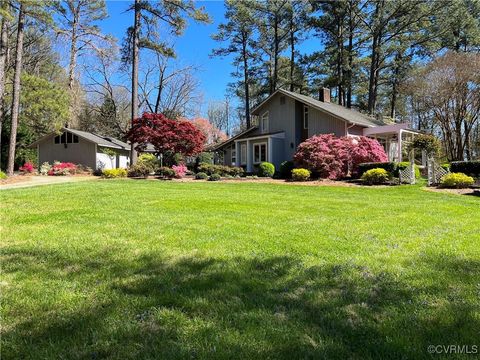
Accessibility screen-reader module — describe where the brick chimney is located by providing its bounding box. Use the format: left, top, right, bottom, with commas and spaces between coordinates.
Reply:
319, 87, 331, 103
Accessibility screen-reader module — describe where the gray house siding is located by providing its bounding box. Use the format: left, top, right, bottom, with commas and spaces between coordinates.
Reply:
223, 144, 234, 166
254, 92, 297, 160
347, 125, 364, 136
271, 137, 285, 169
38, 134, 97, 168
215, 89, 379, 171
308, 108, 347, 138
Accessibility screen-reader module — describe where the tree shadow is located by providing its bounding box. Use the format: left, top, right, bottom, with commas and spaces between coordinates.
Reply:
2, 248, 479, 359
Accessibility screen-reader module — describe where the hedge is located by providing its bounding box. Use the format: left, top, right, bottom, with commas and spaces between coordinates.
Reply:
450, 161, 480, 178
357, 162, 396, 177
358, 162, 420, 179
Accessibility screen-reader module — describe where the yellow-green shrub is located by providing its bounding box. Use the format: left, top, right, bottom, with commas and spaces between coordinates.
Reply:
102, 168, 127, 178
0, 170, 7, 179
292, 168, 310, 181
361, 168, 389, 185
439, 172, 474, 188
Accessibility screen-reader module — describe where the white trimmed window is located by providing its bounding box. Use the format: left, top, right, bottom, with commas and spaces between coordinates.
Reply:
253, 142, 267, 164
261, 111, 269, 133
54, 132, 79, 144
303, 106, 309, 129
231, 147, 236, 166
240, 143, 247, 165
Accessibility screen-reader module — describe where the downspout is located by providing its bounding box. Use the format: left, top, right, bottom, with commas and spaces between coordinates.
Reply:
346, 122, 356, 136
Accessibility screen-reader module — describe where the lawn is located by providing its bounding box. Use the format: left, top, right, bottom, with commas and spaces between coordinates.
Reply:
1, 180, 479, 359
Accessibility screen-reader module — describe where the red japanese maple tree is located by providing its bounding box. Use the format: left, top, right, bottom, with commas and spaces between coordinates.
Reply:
126, 113, 206, 162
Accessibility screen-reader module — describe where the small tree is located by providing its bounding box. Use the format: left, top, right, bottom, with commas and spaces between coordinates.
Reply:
126, 113, 205, 165
407, 134, 441, 159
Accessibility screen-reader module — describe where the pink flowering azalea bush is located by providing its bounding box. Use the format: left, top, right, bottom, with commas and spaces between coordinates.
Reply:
48, 162, 77, 176
19, 161, 35, 174
172, 164, 187, 178
294, 134, 387, 179
347, 136, 388, 176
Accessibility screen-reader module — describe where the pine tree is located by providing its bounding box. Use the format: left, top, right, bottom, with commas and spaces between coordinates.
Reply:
123, 0, 210, 163
212, 0, 257, 128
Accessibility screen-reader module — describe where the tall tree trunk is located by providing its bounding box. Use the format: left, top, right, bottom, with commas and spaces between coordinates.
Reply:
7, 3, 24, 175
289, 17, 295, 92
368, 34, 379, 114
346, 3, 353, 108
154, 63, 166, 113
272, 15, 278, 94
242, 34, 250, 128
367, 1, 383, 115
337, 17, 344, 106
67, 4, 78, 127
465, 125, 471, 160
130, 0, 140, 164
0, 11, 8, 168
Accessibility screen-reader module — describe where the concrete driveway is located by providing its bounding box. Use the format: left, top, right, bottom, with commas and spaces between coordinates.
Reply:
0, 175, 95, 190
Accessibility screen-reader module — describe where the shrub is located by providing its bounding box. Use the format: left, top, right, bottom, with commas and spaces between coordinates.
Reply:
137, 153, 159, 174
75, 164, 92, 175
128, 162, 151, 178
361, 168, 390, 185
441, 163, 450, 171
294, 134, 387, 179
348, 137, 388, 176
258, 162, 275, 177
102, 168, 127, 178
0, 170, 6, 180
193, 152, 213, 172
172, 164, 187, 178
208, 173, 221, 181
357, 162, 396, 177
292, 168, 310, 181
19, 161, 35, 174
197, 162, 243, 177
48, 162, 77, 176
195, 172, 208, 180
227, 166, 244, 177
279, 160, 294, 179
396, 162, 421, 179
39, 162, 51, 176
157, 166, 175, 179
439, 172, 474, 188
450, 161, 480, 178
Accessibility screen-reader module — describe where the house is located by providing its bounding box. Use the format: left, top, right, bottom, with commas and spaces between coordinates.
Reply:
29, 128, 130, 170
213, 88, 421, 172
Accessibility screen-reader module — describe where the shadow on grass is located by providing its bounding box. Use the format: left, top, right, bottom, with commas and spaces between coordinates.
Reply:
2, 248, 479, 359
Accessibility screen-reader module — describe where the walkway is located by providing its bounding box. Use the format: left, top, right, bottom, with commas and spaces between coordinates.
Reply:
0, 176, 95, 190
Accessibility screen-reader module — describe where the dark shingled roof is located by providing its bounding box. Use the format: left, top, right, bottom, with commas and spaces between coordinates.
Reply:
252, 88, 384, 128
29, 128, 130, 150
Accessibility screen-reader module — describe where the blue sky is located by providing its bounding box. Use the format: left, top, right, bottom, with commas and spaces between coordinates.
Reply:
97, 1, 319, 114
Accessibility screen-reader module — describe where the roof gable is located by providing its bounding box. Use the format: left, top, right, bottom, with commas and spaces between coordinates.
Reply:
29, 128, 129, 149
251, 89, 382, 128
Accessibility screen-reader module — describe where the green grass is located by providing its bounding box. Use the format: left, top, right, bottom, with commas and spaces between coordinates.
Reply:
1, 180, 479, 359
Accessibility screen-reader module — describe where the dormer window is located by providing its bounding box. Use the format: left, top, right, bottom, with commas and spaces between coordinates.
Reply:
261, 111, 269, 133
303, 106, 309, 129
54, 132, 79, 144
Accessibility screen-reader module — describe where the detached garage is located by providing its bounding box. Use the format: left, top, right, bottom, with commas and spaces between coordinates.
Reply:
29, 128, 130, 170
